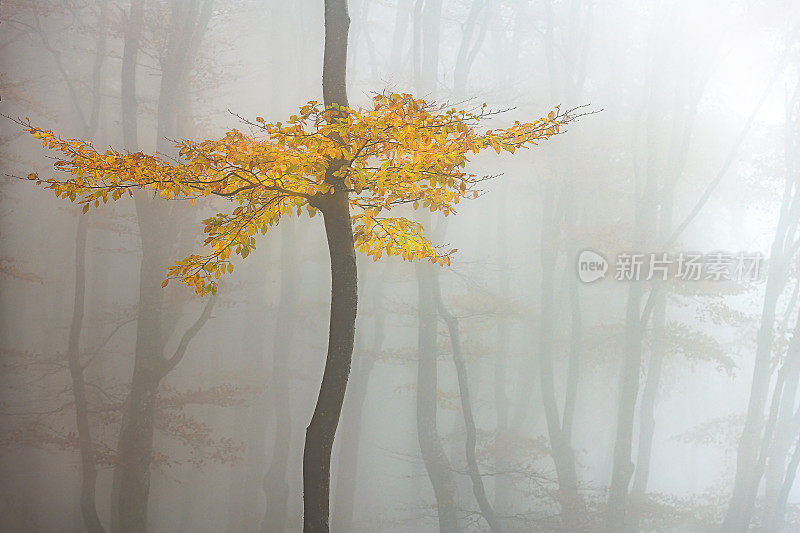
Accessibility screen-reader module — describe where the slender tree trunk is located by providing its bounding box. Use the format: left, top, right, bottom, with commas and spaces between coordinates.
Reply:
303, 187, 357, 532
630, 296, 665, 498
606, 19, 668, 526
606, 282, 645, 532
536, 183, 582, 526
734, 304, 800, 531
67, 216, 105, 533
724, 72, 800, 533
416, 262, 459, 532
115, 200, 169, 532
607, 163, 655, 532
113, 4, 213, 530
302, 5, 356, 530
411, 5, 458, 529
630, 191, 674, 513
436, 286, 501, 532
111, 2, 143, 530
453, 0, 487, 94
389, 0, 412, 74
562, 259, 582, 442
722, 243, 789, 533
764, 348, 800, 521
768, 430, 800, 532
60, 3, 108, 530
416, 0, 442, 96
121, 0, 144, 153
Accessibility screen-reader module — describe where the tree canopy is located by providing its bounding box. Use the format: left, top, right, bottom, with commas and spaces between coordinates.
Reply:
22, 93, 571, 295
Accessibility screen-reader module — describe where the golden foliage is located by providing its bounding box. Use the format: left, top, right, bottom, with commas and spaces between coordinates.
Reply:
23, 93, 569, 295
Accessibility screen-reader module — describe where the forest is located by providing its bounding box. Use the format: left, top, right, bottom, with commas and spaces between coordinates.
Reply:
2, 0, 800, 532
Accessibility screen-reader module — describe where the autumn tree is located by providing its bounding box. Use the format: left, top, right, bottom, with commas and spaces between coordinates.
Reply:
16, 7, 573, 530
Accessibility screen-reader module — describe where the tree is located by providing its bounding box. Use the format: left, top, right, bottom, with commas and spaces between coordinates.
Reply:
18, 28, 572, 533
724, 64, 800, 532
436, 280, 502, 531
113, 1, 216, 530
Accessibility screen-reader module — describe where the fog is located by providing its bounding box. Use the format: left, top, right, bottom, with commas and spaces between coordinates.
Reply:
2, 1, 800, 531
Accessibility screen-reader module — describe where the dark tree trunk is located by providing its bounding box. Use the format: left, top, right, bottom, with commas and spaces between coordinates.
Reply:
302, 5, 355, 529
303, 188, 357, 532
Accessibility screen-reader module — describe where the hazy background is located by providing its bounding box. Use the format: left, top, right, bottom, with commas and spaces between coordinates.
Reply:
2, 1, 800, 531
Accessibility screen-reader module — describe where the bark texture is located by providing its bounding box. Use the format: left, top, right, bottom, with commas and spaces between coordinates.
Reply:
302, 2, 357, 530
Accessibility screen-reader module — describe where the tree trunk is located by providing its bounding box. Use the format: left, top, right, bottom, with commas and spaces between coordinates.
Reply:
332, 263, 392, 532
537, 183, 582, 527
121, 0, 144, 153
606, 282, 645, 533
67, 216, 105, 533
630, 192, 675, 516
303, 188, 357, 532
301, 2, 356, 530
768, 430, 800, 532
629, 295, 665, 500
389, 0, 412, 74
436, 286, 501, 531
724, 71, 800, 533
112, 1, 144, 529
453, 0, 487, 94
61, 2, 107, 530
415, 0, 442, 96
113, 3, 213, 530
723, 196, 792, 533
115, 199, 169, 532
764, 344, 800, 522
416, 262, 459, 533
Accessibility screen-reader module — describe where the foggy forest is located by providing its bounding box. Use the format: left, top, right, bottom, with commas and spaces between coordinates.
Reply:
2, 0, 800, 532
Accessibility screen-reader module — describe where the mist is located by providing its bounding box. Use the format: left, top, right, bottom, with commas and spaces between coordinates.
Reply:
2, 1, 800, 532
